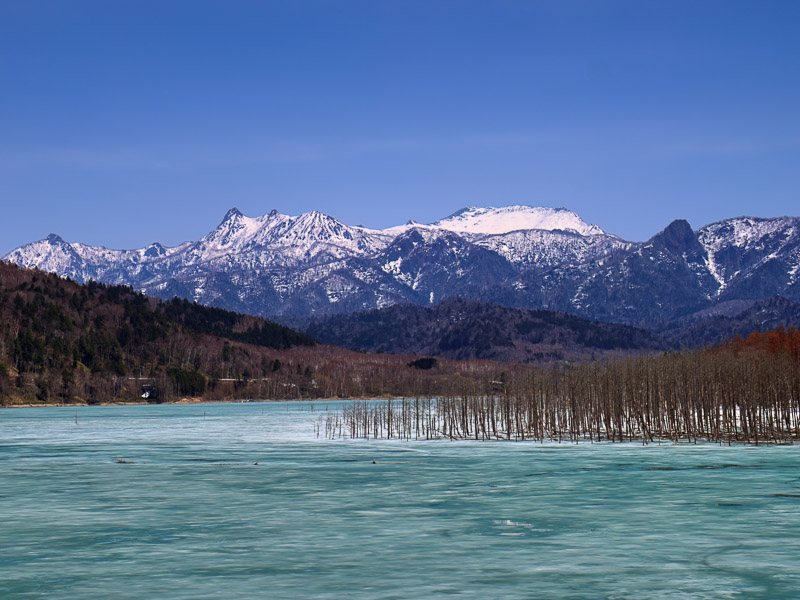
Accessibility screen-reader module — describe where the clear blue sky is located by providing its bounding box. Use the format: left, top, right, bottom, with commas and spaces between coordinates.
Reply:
1, 0, 798, 254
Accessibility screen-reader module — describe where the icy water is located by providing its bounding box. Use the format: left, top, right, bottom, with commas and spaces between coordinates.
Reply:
2, 402, 800, 599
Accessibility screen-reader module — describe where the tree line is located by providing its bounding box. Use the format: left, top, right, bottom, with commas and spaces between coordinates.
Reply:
0, 262, 507, 405
328, 328, 800, 444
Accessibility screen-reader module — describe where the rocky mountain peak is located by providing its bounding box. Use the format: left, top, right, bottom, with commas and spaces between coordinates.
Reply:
220, 207, 244, 224
45, 233, 67, 244
650, 219, 703, 255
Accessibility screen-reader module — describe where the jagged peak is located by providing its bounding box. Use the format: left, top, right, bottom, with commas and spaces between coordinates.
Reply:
221, 207, 244, 223
296, 209, 327, 220
291, 210, 341, 228
662, 219, 694, 235
649, 219, 703, 255
144, 242, 166, 257
46, 233, 66, 244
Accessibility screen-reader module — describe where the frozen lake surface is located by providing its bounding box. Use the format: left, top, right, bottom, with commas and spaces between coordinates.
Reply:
2, 401, 800, 599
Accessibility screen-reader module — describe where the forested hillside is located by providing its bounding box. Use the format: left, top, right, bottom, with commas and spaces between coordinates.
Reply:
0, 263, 521, 405
661, 296, 800, 347
292, 297, 664, 362
0, 262, 315, 404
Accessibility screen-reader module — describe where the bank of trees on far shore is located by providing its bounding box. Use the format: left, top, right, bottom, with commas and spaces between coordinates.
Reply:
329, 327, 800, 444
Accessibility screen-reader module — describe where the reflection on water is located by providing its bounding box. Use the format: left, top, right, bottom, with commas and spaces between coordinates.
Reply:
1, 402, 800, 599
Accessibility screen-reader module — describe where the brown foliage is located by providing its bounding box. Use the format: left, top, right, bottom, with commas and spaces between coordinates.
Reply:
330, 330, 800, 444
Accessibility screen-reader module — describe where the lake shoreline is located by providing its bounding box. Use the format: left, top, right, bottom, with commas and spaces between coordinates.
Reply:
0, 395, 408, 408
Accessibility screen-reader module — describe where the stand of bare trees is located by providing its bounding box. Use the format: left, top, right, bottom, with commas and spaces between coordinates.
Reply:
327, 343, 800, 444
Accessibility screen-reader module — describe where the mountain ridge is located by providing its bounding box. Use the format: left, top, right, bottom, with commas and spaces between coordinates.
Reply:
284, 295, 800, 360
5, 205, 800, 325
290, 297, 664, 363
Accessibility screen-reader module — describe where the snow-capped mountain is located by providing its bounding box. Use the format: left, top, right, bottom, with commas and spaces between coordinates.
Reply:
384, 205, 605, 237
474, 216, 800, 325
4, 205, 800, 324
432, 205, 605, 236
195, 207, 392, 266
697, 216, 800, 300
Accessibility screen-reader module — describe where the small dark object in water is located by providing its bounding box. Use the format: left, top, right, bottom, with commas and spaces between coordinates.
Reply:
116, 459, 134, 464
716, 503, 742, 507
372, 460, 376, 464
253, 462, 259, 465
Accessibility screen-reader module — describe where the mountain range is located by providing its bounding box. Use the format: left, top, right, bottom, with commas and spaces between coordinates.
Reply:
5, 205, 800, 328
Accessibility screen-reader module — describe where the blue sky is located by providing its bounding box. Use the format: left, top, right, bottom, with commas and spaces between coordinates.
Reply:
1, 0, 798, 254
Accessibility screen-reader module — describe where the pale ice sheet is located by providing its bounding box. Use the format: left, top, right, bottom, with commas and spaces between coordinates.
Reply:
2, 401, 800, 600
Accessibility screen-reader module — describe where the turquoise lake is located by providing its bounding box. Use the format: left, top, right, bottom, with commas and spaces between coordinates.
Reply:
2, 401, 800, 599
